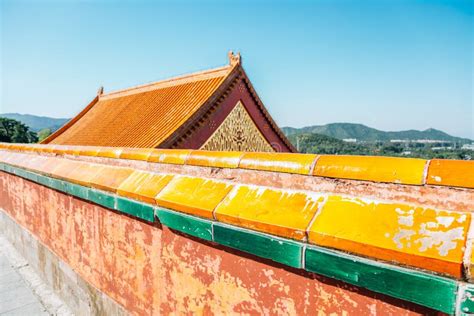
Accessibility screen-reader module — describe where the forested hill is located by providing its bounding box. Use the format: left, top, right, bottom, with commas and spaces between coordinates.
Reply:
282, 123, 472, 143
0, 113, 69, 132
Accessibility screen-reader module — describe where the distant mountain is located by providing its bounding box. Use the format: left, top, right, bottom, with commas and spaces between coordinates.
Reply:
0, 113, 69, 132
282, 123, 472, 143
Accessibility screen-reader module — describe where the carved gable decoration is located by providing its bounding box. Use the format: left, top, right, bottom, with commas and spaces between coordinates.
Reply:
200, 101, 275, 152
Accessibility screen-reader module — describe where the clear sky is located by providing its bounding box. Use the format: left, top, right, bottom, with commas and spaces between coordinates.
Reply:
1, 0, 473, 138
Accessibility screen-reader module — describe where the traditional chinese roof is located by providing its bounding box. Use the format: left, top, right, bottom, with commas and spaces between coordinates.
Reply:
42, 52, 295, 152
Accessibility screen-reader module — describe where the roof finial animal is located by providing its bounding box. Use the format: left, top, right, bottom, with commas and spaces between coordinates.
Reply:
97, 86, 104, 96
228, 51, 241, 66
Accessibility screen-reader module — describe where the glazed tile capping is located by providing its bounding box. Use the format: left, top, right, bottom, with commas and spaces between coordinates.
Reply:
1, 143, 473, 189
0, 149, 472, 277
1, 152, 474, 314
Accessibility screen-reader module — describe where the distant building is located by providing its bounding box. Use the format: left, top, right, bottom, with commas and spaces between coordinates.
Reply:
462, 144, 474, 151
390, 139, 453, 144
432, 147, 453, 151
343, 138, 357, 143
42, 52, 294, 152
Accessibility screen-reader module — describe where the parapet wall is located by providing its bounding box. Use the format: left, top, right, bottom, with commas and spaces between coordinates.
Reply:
0, 143, 473, 315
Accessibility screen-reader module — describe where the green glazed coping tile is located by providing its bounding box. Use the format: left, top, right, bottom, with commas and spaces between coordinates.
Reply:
458, 284, 474, 315
49, 177, 68, 193
0, 163, 10, 173
8, 165, 16, 174
213, 223, 303, 269
26, 171, 38, 183
65, 182, 90, 201
115, 196, 155, 222
36, 174, 52, 187
304, 245, 457, 314
13, 167, 28, 178
88, 189, 116, 210
156, 208, 213, 241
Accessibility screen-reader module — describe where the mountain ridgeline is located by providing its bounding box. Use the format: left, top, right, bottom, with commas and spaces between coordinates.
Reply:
283, 123, 473, 160
0, 113, 69, 133
282, 123, 472, 143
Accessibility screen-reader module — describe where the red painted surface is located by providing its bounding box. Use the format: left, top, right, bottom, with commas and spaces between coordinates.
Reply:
0, 171, 439, 315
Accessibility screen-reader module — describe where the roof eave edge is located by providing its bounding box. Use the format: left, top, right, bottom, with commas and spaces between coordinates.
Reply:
41, 94, 100, 144
239, 67, 297, 153
156, 63, 242, 149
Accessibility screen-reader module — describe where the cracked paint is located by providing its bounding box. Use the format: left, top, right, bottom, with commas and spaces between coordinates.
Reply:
309, 195, 470, 277
0, 172, 446, 315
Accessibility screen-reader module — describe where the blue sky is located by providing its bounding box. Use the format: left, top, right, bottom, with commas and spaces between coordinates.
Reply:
1, 0, 472, 138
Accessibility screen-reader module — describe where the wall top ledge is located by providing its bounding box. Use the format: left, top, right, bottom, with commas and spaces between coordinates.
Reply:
1, 143, 472, 189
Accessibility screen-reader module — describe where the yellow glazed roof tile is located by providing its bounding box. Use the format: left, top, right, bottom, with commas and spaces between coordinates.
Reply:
155, 176, 234, 219
427, 159, 474, 189
46, 66, 231, 148
308, 195, 470, 278
186, 150, 243, 168
239, 152, 317, 175
215, 186, 324, 240
313, 155, 427, 185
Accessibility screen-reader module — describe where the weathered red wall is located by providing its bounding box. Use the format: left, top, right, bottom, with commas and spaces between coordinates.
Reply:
0, 171, 439, 315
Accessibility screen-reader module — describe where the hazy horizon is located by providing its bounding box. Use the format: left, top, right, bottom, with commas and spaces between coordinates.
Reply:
1, 0, 472, 138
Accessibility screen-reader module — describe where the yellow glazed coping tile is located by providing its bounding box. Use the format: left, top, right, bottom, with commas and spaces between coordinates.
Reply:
117, 170, 151, 199
469, 239, 474, 281
119, 148, 155, 161
17, 144, 38, 152
7, 144, 20, 150
76, 146, 102, 157
239, 152, 318, 175
155, 176, 234, 219
8, 144, 25, 151
427, 159, 474, 189
49, 159, 83, 180
308, 195, 470, 278
66, 163, 105, 187
313, 155, 427, 185
22, 155, 51, 172
96, 147, 124, 159
214, 186, 324, 240
186, 150, 243, 169
133, 173, 174, 204
5, 152, 30, 167
147, 149, 192, 165
39, 157, 67, 176
117, 170, 173, 204
89, 165, 134, 192
38, 145, 58, 153
0, 151, 16, 164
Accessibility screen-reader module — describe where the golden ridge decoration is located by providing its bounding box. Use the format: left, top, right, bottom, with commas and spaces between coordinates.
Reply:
200, 101, 275, 152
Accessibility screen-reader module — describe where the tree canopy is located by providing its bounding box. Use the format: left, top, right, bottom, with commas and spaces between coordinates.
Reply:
0, 117, 38, 143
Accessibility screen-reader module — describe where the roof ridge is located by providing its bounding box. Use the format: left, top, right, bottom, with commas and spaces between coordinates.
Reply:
101, 64, 232, 100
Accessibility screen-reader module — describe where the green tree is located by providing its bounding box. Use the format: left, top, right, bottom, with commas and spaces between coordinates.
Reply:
0, 117, 38, 143
37, 128, 52, 142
